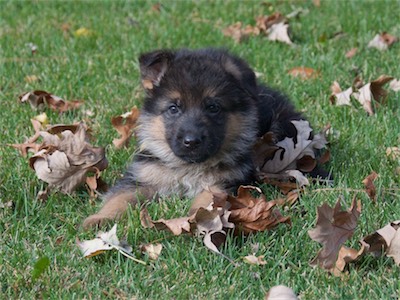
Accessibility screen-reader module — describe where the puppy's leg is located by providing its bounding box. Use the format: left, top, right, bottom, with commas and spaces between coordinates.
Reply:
83, 185, 156, 230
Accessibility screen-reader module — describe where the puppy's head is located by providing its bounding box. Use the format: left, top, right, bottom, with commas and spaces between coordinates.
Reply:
137, 48, 259, 165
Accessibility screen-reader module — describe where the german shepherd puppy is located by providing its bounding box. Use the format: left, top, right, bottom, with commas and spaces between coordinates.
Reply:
83, 48, 304, 229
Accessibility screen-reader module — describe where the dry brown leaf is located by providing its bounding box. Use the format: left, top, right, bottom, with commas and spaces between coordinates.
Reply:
19, 90, 83, 113
255, 13, 286, 31
265, 285, 298, 300
140, 243, 163, 260
362, 171, 378, 202
387, 228, 400, 265
368, 32, 398, 51
362, 221, 400, 257
352, 75, 394, 115
331, 245, 365, 276
345, 48, 358, 59
258, 170, 309, 194
29, 123, 108, 194
308, 198, 361, 269
141, 203, 232, 255
140, 207, 191, 236
77, 224, 145, 264
266, 22, 293, 45
329, 81, 352, 106
288, 67, 318, 80
222, 22, 259, 43
386, 147, 400, 160
261, 120, 327, 173
86, 169, 108, 199
10, 118, 45, 156
227, 186, 291, 235
243, 254, 267, 265
389, 79, 400, 92
111, 107, 140, 149
256, 13, 293, 45
141, 186, 289, 256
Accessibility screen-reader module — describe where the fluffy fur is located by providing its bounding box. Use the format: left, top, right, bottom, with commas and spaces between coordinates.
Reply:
83, 48, 304, 229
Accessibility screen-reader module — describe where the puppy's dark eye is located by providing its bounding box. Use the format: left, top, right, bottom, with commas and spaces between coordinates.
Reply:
168, 104, 180, 115
206, 103, 220, 114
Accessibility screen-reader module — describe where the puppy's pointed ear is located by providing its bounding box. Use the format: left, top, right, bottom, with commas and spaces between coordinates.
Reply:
139, 50, 175, 90
222, 55, 258, 97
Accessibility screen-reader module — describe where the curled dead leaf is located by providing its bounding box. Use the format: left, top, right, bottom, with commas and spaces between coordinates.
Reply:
288, 67, 318, 80
308, 198, 361, 270
140, 243, 163, 260
345, 48, 358, 59
261, 120, 327, 173
329, 81, 352, 106
265, 285, 298, 300
29, 123, 108, 194
19, 90, 83, 113
222, 22, 259, 43
77, 224, 145, 264
368, 32, 397, 51
362, 171, 378, 202
243, 254, 267, 265
226, 186, 291, 235
111, 107, 140, 149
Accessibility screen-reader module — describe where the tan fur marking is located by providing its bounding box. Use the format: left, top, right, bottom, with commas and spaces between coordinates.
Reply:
166, 90, 181, 100
83, 192, 132, 229
83, 186, 158, 229
224, 59, 242, 81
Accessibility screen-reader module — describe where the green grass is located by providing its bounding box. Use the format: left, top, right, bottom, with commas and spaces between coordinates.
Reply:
1, 0, 400, 299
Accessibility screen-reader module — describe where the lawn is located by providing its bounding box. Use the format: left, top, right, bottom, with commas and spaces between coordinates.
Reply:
1, 0, 400, 299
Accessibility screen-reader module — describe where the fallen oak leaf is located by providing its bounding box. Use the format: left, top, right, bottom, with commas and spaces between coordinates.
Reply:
260, 120, 327, 173
352, 75, 394, 115
111, 107, 140, 149
255, 13, 286, 31
86, 168, 108, 199
308, 197, 361, 270
288, 67, 319, 80
368, 32, 397, 51
345, 47, 358, 59
256, 13, 293, 45
362, 220, 400, 257
362, 171, 378, 202
387, 227, 400, 266
226, 186, 291, 234
243, 254, 267, 265
222, 22, 259, 43
266, 22, 293, 45
9, 118, 45, 157
258, 170, 309, 194
331, 245, 365, 277
389, 79, 400, 92
140, 243, 163, 260
19, 90, 83, 113
265, 285, 298, 300
29, 122, 108, 194
141, 202, 234, 261
140, 207, 191, 236
77, 224, 146, 264
329, 81, 353, 106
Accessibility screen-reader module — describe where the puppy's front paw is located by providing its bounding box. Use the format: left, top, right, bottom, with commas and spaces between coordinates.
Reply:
82, 214, 110, 230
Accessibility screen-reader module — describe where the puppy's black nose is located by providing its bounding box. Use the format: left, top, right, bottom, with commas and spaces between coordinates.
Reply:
183, 135, 202, 148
